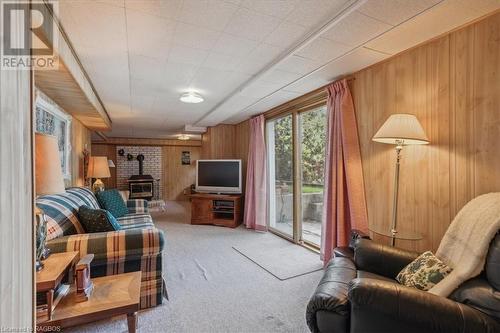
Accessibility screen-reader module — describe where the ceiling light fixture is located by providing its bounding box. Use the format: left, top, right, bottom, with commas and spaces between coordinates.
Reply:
178, 134, 190, 141
180, 92, 204, 104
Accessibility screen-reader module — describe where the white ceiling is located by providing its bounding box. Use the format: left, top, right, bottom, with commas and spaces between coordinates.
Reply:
56, 0, 500, 138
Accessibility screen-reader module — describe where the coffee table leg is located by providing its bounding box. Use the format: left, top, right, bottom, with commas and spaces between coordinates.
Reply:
127, 312, 137, 333
47, 289, 54, 320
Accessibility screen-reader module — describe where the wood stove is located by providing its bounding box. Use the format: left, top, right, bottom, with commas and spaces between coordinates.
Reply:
128, 154, 154, 200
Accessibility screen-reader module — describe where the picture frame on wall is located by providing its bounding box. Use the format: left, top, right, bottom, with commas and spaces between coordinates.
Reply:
35, 94, 72, 180
181, 151, 191, 165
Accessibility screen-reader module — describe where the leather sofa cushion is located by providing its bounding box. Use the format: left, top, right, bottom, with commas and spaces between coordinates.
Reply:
357, 270, 395, 283
450, 277, 500, 320
486, 233, 500, 290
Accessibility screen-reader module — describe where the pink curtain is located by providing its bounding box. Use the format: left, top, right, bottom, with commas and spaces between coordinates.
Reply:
244, 115, 267, 231
320, 79, 368, 264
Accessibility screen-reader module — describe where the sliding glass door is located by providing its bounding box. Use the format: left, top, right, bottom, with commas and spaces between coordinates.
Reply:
267, 105, 327, 247
298, 106, 327, 246
267, 114, 294, 239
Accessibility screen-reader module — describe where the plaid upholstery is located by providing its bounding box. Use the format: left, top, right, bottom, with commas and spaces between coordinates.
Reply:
36, 187, 99, 240
40, 187, 166, 309
127, 199, 149, 214
47, 227, 165, 308
118, 213, 154, 229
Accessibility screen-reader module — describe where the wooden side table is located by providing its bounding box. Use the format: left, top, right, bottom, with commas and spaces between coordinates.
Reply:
37, 271, 142, 333
36, 251, 79, 320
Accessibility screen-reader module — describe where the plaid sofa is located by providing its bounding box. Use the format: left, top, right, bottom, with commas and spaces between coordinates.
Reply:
36, 187, 166, 309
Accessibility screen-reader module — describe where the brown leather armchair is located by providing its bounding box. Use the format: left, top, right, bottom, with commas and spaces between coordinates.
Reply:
306, 235, 500, 333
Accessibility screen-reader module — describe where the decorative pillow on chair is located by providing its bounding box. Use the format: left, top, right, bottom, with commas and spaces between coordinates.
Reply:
78, 205, 121, 233
396, 251, 453, 291
96, 189, 129, 218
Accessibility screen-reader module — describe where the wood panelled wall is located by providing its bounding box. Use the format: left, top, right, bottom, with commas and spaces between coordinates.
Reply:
163, 146, 201, 200
71, 119, 92, 187
0, 8, 33, 328
351, 12, 500, 252
235, 120, 250, 191
201, 124, 236, 159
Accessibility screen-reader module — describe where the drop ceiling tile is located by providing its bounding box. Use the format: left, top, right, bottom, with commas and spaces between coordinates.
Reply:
264, 21, 309, 48
201, 52, 240, 71
316, 47, 389, 80
168, 45, 209, 66
275, 55, 322, 75
233, 43, 283, 74
196, 95, 256, 126
172, 23, 221, 51
239, 81, 283, 99
260, 68, 303, 86
224, 7, 281, 42
357, 0, 441, 26
241, 0, 298, 19
213, 33, 259, 57
365, 1, 488, 55
63, 1, 127, 51
158, 62, 198, 92
321, 10, 393, 47
126, 10, 174, 57
125, 0, 183, 20
295, 37, 352, 63
285, 0, 351, 28
129, 54, 166, 84
178, 0, 239, 31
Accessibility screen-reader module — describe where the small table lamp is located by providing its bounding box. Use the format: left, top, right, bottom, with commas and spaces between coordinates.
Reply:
35, 133, 66, 270
87, 156, 111, 192
372, 114, 429, 246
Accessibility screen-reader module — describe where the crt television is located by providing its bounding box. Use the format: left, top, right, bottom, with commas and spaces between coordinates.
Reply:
195, 159, 242, 194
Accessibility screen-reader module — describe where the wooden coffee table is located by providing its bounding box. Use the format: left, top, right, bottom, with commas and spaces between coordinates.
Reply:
37, 271, 142, 333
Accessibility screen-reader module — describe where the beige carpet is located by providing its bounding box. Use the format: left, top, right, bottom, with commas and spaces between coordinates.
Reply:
233, 234, 323, 280
67, 201, 323, 333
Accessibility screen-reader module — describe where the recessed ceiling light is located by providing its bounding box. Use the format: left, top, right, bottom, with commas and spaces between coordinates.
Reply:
180, 92, 204, 104
178, 134, 190, 141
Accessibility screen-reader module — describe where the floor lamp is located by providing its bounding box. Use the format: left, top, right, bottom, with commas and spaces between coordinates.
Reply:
372, 114, 429, 246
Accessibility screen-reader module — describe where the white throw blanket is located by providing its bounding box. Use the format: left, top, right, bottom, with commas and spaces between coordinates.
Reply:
429, 192, 500, 297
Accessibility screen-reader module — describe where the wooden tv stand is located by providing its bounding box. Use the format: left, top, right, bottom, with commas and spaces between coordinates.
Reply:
188, 193, 242, 228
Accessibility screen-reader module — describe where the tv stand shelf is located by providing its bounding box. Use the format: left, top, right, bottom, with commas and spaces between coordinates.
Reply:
188, 193, 242, 228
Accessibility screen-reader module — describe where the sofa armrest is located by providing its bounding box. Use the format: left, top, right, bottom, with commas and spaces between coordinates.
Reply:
354, 239, 419, 278
46, 228, 164, 263
348, 278, 500, 333
127, 199, 149, 214
306, 257, 356, 333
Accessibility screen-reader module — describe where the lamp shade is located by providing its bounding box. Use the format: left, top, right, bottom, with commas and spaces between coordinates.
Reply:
87, 156, 111, 178
35, 133, 66, 196
108, 159, 115, 168
372, 114, 429, 145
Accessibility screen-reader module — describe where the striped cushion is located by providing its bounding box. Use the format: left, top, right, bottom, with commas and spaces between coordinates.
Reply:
117, 213, 154, 230
36, 187, 100, 240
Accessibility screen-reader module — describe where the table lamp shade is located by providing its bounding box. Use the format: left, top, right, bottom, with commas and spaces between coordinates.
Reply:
373, 114, 429, 145
35, 133, 66, 196
87, 156, 111, 178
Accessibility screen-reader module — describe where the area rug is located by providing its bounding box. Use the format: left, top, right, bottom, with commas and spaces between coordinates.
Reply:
233, 233, 323, 280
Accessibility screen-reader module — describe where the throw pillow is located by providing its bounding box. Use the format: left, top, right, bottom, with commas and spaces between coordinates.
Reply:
78, 205, 121, 233
96, 189, 129, 218
396, 251, 453, 291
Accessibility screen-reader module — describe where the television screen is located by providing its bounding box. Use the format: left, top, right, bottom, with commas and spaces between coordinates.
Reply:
196, 160, 241, 193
